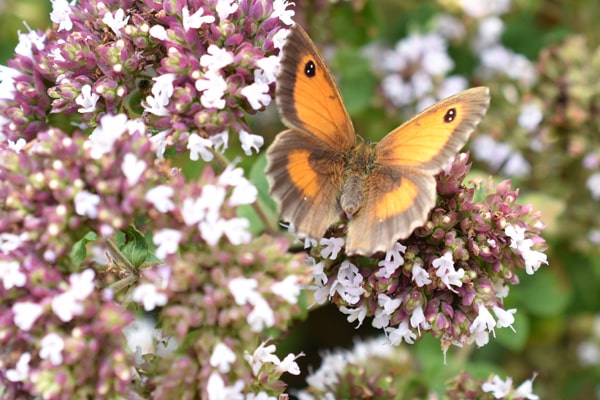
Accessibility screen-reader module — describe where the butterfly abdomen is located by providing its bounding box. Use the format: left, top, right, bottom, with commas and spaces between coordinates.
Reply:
340, 143, 376, 217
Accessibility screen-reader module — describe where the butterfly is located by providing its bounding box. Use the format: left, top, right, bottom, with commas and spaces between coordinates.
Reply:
266, 24, 490, 256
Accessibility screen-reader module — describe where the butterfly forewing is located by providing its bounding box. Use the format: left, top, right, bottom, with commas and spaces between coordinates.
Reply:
375, 87, 490, 172
277, 25, 356, 150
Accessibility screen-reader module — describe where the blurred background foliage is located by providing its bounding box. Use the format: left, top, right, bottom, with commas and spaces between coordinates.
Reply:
2, 0, 600, 398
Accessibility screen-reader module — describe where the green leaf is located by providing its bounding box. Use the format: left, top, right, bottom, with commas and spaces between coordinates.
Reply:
69, 231, 98, 267
516, 268, 571, 317
242, 153, 279, 234
334, 48, 376, 116
121, 225, 149, 268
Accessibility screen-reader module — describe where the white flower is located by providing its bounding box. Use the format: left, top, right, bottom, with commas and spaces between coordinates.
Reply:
228, 179, 257, 207
0, 260, 26, 289
244, 341, 280, 376
145, 185, 175, 213
50, 0, 75, 32
515, 373, 539, 400
229, 277, 259, 305
75, 84, 99, 113
52, 291, 83, 322
211, 130, 229, 152
149, 25, 168, 41
69, 269, 95, 300
210, 342, 237, 373
329, 261, 365, 305
153, 229, 182, 259
200, 45, 234, 72
180, 198, 203, 225
372, 294, 402, 329
222, 217, 252, 245
272, 28, 290, 50
471, 134, 511, 170
74, 190, 101, 218
271, 275, 301, 304
437, 75, 468, 99
0, 66, 21, 100
196, 70, 228, 109
241, 71, 272, 110
246, 392, 277, 400
102, 9, 130, 36
40, 333, 65, 365
518, 102, 543, 131
276, 353, 302, 375
522, 248, 548, 275
0, 232, 28, 254
206, 372, 244, 400
376, 242, 406, 278
200, 216, 226, 246
87, 113, 129, 159
470, 304, 497, 345
409, 305, 431, 334
587, 172, 600, 200
239, 130, 264, 155
8, 138, 27, 152
215, 0, 239, 21
6, 352, 31, 382
432, 251, 465, 293
132, 283, 168, 311
502, 152, 531, 178
482, 374, 513, 398
12, 302, 43, 331
182, 6, 215, 31
187, 132, 214, 162
271, 0, 295, 26
15, 29, 45, 59
143, 73, 176, 116
150, 129, 169, 158
256, 56, 280, 84
122, 153, 147, 186
474, 16, 505, 51
339, 305, 367, 328
386, 320, 417, 345
319, 237, 345, 260
247, 295, 275, 332
459, 0, 510, 18
505, 224, 548, 274
411, 261, 432, 287
493, 305, 517, 332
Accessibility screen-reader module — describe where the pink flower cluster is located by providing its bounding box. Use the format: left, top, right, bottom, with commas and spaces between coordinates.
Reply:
307, 153, 548, 352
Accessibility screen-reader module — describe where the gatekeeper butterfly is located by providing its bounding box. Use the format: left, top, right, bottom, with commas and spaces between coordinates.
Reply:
266, 24, 490, 256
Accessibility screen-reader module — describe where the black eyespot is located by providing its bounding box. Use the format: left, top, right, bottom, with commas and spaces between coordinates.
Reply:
444, 108, 457, 123
304, 60, 316, 77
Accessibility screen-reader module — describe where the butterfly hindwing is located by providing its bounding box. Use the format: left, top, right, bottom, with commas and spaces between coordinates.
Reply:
266, 129, 345, 239
345, 166, 436, 255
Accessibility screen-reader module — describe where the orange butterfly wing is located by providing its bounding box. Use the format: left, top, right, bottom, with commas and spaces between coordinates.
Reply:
266, 130, 345, 239
375, 87, 490, 171
345, 87, 491, 255
275, 24, 356, 149
267, 24, 356, 239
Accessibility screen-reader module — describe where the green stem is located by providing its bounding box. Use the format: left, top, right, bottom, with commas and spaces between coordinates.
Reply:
107, 273, 137, 294
104, 238, 137, 275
